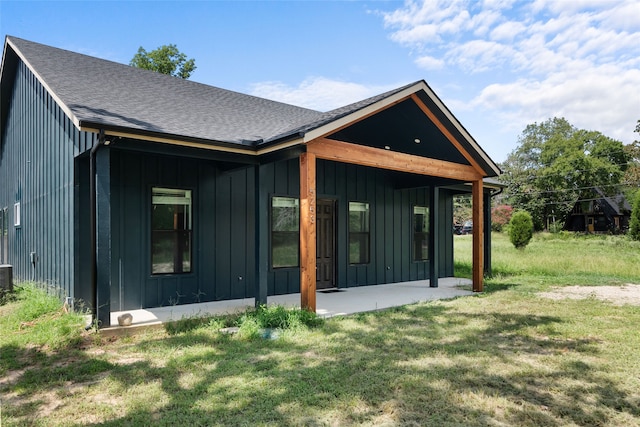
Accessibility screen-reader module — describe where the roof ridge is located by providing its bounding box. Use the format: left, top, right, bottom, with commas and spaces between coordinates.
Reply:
6, 36, 322, 115
3, 36, 325, 145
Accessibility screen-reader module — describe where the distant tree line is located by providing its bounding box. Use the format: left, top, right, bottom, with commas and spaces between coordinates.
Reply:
498, 117, 638, 232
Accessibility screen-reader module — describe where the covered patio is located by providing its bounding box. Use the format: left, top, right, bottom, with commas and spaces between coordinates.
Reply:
103, 277, 473, 334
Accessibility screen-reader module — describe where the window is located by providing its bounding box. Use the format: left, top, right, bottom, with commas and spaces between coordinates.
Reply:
151, 188, 192, 274
13, 202, 20, 227
413, 206, 429, 261
349, 202, 370, 264
271, 197, 299, 268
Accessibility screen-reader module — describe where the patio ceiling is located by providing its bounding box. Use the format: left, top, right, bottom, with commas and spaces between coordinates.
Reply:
327, 97, 470, 165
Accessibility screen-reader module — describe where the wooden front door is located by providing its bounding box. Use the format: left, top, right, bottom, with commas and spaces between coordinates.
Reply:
316, 199, 336, 289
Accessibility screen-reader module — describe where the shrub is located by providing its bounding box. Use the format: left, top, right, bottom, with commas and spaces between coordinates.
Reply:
509, 210, 534, 249
491, 205, 513, 232
629, 191, 640, 241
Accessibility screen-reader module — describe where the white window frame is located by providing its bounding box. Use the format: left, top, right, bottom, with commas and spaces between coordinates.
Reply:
14, 202, 20, 227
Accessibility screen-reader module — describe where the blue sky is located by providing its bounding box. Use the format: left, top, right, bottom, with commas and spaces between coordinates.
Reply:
1, 0, 639, 162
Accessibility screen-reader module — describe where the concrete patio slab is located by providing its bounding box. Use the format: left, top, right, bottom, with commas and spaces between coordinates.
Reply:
102, 277, 473, 334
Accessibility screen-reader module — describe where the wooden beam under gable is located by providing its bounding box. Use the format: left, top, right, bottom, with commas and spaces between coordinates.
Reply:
410, 93, 485, 176
307, 137, 482, 182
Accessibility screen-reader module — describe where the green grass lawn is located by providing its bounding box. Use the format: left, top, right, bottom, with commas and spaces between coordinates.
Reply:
2, 233, 640, 426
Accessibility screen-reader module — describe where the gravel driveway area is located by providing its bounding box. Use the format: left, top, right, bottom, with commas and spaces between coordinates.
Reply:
539, 284, 640, 306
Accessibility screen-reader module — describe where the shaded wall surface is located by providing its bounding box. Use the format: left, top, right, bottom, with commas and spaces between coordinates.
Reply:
107, 151, 455, 310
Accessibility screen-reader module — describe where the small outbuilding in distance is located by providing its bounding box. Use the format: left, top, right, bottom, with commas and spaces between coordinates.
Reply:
564, 188, 632, 234
0, 36, 501, 327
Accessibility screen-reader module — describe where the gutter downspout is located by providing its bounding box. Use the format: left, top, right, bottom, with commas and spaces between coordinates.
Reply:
89, 130, 107, 328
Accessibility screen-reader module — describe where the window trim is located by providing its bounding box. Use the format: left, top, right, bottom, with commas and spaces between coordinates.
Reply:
150, 187, 193, 276
348, 201, 370, 265
13, 202, 20, 227
270, 195, 300, 269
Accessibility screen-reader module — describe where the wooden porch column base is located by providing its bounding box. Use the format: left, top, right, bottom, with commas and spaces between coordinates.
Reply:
300, 153, 317, 311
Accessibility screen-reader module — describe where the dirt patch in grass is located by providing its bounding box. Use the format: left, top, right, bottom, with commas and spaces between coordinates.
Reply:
539, 284, 640, 306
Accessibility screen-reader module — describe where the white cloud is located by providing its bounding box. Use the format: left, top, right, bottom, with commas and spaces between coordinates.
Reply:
248, 77, 400, 112
598, 1, 640, 31
380, 0, 640, 152
384, 0, 472, 46
415, 55, 445, 70
490, 20, 526, 41
469, 10, 503, 37
390, 23, 442, 45
472, 65, 640, 144
446, 39, 517, 72
482, 0, 517, 10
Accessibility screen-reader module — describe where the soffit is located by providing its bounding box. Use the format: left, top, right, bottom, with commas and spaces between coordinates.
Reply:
327, 98, 470, 165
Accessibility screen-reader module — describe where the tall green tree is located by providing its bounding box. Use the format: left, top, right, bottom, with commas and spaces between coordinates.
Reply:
629, 191, 640, 241
501, 117, 629, 231
623, 120, 640, 202
130, 44, 196, 79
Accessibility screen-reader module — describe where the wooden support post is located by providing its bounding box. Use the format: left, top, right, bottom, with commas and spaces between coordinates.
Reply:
484, 191, 492, 276
254, 164, 268, 307
95, 147, 112, 326
472, 179, 484, 292
300, 152, 317, 311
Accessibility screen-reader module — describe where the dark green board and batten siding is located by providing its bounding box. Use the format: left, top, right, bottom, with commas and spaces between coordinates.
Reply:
107, 151, 454, 311
107, 149, 256, 310
0, 61, 96, 300
2, 60, 456, 311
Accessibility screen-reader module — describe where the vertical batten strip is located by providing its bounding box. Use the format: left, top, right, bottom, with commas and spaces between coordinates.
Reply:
299, 152, 317, 311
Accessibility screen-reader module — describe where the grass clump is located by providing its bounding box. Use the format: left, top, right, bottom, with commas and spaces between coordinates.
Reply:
164, 314, 211, 335
0, 284, 86, 374
253, 304, 323, 329
165, 304, 323, 339
0, 284, 86, 348
234, 304, 324, 340
236, 315, 262, 340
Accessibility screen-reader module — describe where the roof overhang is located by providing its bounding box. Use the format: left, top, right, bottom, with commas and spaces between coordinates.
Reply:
2, 36, 500, 181
298, 81, 501, 178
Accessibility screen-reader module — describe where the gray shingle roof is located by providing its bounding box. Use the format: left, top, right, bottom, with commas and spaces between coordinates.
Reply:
595, 187, 632, 215
6, 36, 329, 145
2, 36, 500, 177
264, 82, 418, 144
